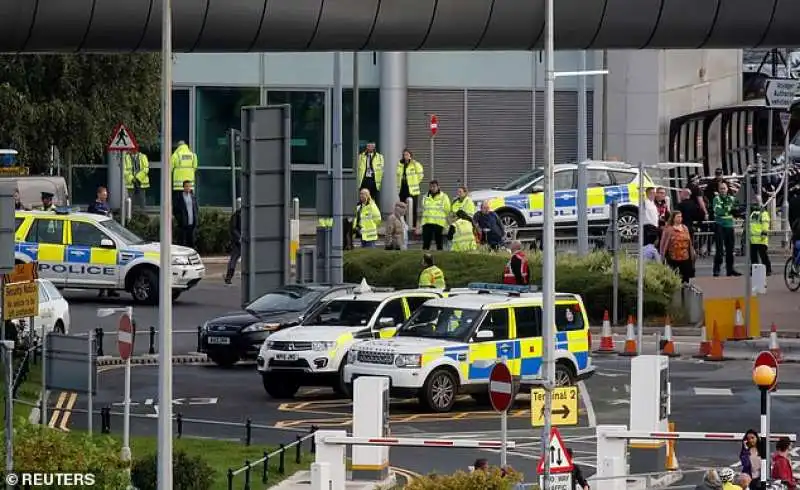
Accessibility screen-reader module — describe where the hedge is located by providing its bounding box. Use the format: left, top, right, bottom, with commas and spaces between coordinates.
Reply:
343, 249, 682, 323
132, 450, 214, 490
405, 468, 524, 490
126, 209, 232, 256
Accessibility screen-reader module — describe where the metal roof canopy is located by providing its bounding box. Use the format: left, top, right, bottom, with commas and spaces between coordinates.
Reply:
1, 0, 799, 52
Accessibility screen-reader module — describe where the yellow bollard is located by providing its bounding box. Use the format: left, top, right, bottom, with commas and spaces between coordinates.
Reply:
666, 422, 679, 470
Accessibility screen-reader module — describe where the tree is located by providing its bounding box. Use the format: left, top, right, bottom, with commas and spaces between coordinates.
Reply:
0, 54, 160, 172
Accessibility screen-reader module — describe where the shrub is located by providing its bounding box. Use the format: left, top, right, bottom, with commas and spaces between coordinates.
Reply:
343, 249, 681, 322
11, 420, 128, 489
405, 468, 524, 490
126, 209, 232, 256
131, 450, 214, 490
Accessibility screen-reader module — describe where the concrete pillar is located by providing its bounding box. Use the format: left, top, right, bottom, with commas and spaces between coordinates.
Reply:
379, 52, 407, 213
595, 425, 628, 490
352, 376, 390, 481
314, 430, 347, 488
106, 152, 124, 210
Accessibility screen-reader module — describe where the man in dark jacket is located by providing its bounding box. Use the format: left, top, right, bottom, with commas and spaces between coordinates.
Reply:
173, 180, 199, 248
566, 449, 589, 490
225, 207, 241, 285
474, 201, 504, 250
86, 186, 117, 298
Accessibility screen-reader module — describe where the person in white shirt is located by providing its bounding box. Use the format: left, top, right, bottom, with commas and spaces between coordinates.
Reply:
643, 187, 660, 242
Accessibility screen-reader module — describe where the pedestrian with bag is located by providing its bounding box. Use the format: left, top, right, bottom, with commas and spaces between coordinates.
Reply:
659, 210, 696, 284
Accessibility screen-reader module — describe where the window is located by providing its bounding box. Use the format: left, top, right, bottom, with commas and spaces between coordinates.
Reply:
555, 304, 584, 332
587, 170, 612, 188
396, 307, 481, 341
41, 280, 62, 300
378, 299, 405, 326
139, 89, 191, 164
479, 309, 509, 341
319, 288, 353, 303
343, 89, 381, 168
27, 219, 63, 244
514, 306, 542, 338
405, 296, 432, 312
554, 170, 575, 191
38, 283, 48, 303
610, 171, 635, 185
304, 300, 381, 327
14, 218, 22, 231
267, 91, 326, 166
71, 222, 111, 248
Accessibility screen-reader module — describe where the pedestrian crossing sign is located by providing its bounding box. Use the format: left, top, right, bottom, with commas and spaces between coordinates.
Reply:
107, 123, 139, 152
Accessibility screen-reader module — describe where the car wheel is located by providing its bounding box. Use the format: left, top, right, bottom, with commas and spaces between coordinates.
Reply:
209, 352, 239, 368
555, 362, 576, 387
262, 374, 300, 399
131, 268, 159, 305
497, 211, 523, 242
617, 209, 638, 242
421, 369, 458, 413
333, 360, 351, 397
54, 320, 65, 334
172, 290, 182, 302
785, 258, 800, 292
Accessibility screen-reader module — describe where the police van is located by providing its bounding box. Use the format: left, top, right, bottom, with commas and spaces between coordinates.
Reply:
469, 162, 655, 241
14, 209, 205, 304
344, 283, 595, 413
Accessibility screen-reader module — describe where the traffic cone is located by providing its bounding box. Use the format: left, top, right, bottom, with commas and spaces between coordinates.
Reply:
619, 315, 638, 356
706, 323, 725, 361
693, 324, 711, 359
594, 310, 615, 354
769, 322, 783, 362
660, 315, 679, 357
731, 300, 749, 340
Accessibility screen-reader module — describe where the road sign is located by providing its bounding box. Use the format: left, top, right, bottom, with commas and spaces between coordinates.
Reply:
537, 427, 574, 474
429, 114, 438, 137
765, 79, 800, 109
117, 313, 135, 360
780, 112, 792, 135
531, 386, 579, 427
538, 473, 573, 490
3, 281, 39, 320
488, 362, 513, 412
4, 262, 36, 284
107, 123, 139, 152
754, 350, 778, 392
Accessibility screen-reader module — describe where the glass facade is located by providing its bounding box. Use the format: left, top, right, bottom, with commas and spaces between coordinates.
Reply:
266, 91, 326, 166
343, 89, 381, 168
139, 89, 191, 162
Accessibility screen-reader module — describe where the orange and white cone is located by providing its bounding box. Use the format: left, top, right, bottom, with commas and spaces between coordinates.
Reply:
769, 322, 783, 362
660, 315, 679, 357
693, 324, 711, 359
594, 310, 615, 354
706, 323, 725, 361
731, 299, 749, 340
619, 315, 638, 357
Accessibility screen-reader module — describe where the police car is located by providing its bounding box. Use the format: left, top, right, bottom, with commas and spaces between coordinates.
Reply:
469, 162, 655, 241
14, 209, 205, 304
344, 283, 595, 413
256, 285, 445, 399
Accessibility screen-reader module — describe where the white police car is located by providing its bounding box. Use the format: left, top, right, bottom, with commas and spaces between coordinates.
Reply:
14, 209, 205, 304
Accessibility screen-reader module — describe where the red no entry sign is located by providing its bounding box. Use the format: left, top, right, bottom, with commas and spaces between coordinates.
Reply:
429, 115, 438, 137
118, 313, 135, 360
489, 362, 513, 412
754, 351, 778, 392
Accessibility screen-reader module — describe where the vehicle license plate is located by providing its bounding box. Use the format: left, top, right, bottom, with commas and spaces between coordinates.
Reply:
207, 337, 230, 345
275, 353, 299, 361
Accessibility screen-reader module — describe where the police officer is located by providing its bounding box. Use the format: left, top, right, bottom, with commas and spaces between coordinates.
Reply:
503, 241, 530, 285
38, 192, 56, 211
418, 253, 446, 289
420, 180, 450, 251
749, 197, 772, 276
396, 149, 424, 228
171, 141, 198, 203
123, 149, 150, 208
354, 189, 381, 248
448, 210, 477, 252
358, 142, 384, 204
450, 186, 475, 218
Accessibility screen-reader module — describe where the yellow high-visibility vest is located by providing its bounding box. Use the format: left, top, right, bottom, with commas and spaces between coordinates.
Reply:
355, 200, 382, 242
419, 265, 446, 289
451, 197, 475, 217
451, 219, 477, 252
396, 160, 424, 196
170, 144, 198, 190
358, 152, 385, 190
422, 192, 451, 228
750, 210, 770, 245
123, 153, 150, 189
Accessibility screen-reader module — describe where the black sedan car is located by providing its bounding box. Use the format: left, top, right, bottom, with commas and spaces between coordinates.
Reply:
200, 284, 356, 366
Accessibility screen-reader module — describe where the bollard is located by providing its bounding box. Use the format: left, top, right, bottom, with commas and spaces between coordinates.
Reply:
245, 417, 252, 446
244, 461, 251, 490
226, 469, 233, 490
278, 444, 286, 474
262, 451, 269, 483
295, 434, 302, 464
94, 328, 104, 356
310, 425, 318, 454
176, 412, 183, 438
196, 325, 202, 352
148, 326, 156, 355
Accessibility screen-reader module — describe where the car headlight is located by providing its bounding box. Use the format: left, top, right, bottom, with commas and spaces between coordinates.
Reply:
264, 341, 275, 350
395, 354, 422, 368
312, 341, 336, 351
200, 322, 209, 332
242, 322, 280, 333
172, 256, 189, 266
347, 350, 358, 363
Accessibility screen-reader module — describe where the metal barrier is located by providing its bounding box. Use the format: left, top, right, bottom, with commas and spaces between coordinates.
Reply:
12, 344, 41, 398
87, 326, 200, 358
226, 426, 317, 490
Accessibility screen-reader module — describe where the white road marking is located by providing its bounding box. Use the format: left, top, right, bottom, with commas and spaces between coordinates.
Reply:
577, 380, 597, 427
693, 387, 734, 396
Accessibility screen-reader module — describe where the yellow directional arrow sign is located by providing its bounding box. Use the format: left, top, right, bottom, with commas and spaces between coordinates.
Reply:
531, 386, 579, 427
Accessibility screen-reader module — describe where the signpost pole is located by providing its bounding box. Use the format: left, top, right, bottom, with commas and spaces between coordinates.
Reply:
430, 136, 435, 181
745, 173, 752, 333
637, 161, 645, 355
87, 330, 93, 436
764, 112, 771, 197
122, 306, 133, 468
41, 331, 47, 425
500, 408, 508, 467
782, 110, 791, 247
4, 340, 13, 490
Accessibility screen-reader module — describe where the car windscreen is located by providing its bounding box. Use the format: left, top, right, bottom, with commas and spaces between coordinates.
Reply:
396, 306, 482, 341
99, 218, 147, 245
247, 287, 322, 314
493, 169, 543, 191
302, 300, 381, 327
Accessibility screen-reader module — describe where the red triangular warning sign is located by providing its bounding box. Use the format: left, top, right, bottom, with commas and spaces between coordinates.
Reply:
107, 123, 139, 152
537, 427, 574, 474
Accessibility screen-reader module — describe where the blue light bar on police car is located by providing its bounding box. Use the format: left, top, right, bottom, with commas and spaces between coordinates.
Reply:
466, 283, 538, 293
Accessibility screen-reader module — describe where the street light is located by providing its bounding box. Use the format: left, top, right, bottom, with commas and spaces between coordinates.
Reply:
753, 364, 777, 490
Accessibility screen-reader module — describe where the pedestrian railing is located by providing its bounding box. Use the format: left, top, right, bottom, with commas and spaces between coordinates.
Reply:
226, 426, 317, 490
85, 326, 203, 358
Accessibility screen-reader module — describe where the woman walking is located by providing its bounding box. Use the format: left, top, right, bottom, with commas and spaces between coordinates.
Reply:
660, 210, 696, 284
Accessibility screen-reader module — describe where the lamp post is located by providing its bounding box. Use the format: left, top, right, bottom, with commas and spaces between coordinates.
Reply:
753, 364, 777, 490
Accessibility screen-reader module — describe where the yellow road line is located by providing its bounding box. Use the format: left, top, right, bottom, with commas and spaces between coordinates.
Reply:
48, 392, 67, 428
58, 392, 78, 431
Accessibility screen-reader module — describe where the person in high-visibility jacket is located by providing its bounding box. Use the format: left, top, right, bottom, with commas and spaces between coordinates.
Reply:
749, 199, 772, 275
420, 180, 450, 251
354, 188, 381, 248
171, 141, 198, 202
503, 241, 530, 285
451, 185, 475, 218
418, 253, 446, 289
123, 150, 150, 208
397, 149, 424, 228
358, 142, 384, 204
447, 210, 477, 252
